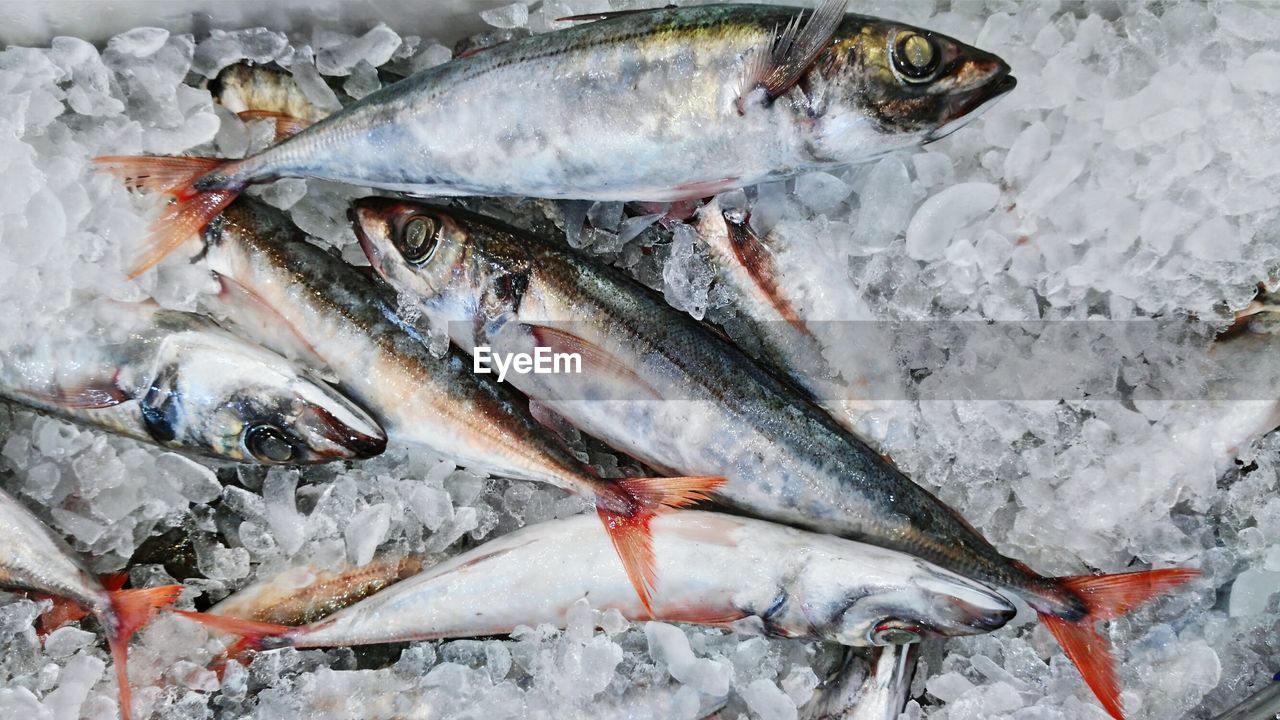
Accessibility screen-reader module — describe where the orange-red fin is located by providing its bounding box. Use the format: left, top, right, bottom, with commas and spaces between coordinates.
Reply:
1042, 568, 1199, 720
104, 585, 183, 720
661, 604, 748, 626
525, 324, 662, 400
174, 610, 293, 647
34, 594, 89, 634
92, 155, 240, 278
616, 476, 725, 511
595, 476, 725, 615
101, 573, 130, 591
596, 506, 659, 615
237, 110, 311, 141
736, 0, 847, 112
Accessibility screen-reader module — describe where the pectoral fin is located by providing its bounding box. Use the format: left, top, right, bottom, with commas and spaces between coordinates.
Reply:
736, 0, 847, 113
524, 324, 662, 400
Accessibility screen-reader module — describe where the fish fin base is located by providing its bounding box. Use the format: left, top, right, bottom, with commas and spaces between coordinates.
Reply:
237, 110, 311, 141
736, 0, 847, 113
104, 585, 183, 720
93, 155, 241, 278
1042, 568, 1199, 720
174, 610, 292, 650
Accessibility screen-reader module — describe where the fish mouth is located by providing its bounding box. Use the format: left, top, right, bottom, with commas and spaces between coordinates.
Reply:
920, 575, 1017, 636
298, 401, 388, 460
927, 57, 1016, 142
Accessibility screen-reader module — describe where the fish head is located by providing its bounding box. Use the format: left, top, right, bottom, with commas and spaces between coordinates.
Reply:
820, 560, 1014, 646
350, 198, 473, 300
807, 19, 1015, 157
139, 330, 386, 463
350, 198, 526, 323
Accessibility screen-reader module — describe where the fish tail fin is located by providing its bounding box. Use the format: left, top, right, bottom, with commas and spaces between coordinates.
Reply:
173, 610, 293, 653
173, 610, 297, 674
1040, 568, 1200, 720
93, 155, 243, 278
596, 476, 725, 614
104, 585, 184, 720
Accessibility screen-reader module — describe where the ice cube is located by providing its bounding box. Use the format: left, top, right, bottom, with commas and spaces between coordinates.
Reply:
317, 24, 402, 76
1228, 568, 1280, 617
904, 183, 1001, 260
106, 27, 170, 58
192, 28, 289, 78
741, 678, 797, 720
481, 3, 531, 29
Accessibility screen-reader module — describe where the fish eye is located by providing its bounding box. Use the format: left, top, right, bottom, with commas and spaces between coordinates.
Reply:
892, 32, 940, 82
244, 424, 296, 463
870, 618, 923, 645
399, 215, 440, 264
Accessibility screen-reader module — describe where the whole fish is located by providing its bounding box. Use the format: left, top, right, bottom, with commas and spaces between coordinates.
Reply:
96, 1, 1015, 276
177, 510, 1013, 652
207, 62, 326, 140
0, 486, 182, 720
196, 198, 721, 609
351, 199, 1195, 720
803, 644, 917, 720
0, 302, 385, 464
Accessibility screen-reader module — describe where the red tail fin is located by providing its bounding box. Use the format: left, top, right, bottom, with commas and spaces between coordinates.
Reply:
93, 155, 240, 278
1040, 568, 1199, 720
596, 476, 725, 615
104, 585, 184, 720
174, 610, 293, 650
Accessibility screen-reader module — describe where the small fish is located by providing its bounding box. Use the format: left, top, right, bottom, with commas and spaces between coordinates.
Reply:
0, 486, 182, 720
210, 553, 425, 625
95, 2, 1015, 277
0, 302, 386, 463
350, 198, 1196, 720
196, 198, 722, 610
206, 62, 326, 141
175, 510, 1013, 652
803, 644, 917, 720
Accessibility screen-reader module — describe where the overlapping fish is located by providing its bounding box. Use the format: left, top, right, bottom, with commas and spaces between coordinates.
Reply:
350, 199, 1195, 720
195, 198, 721, 609
803, 644, 918, 720
0, 486, 182, 720
176, 510, 1013, 652
0, 302, 385, 463
95, 1, 1015, 276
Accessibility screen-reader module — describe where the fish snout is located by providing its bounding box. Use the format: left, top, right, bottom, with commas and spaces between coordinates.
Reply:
918, 574, 1016, 636
297, 396, 388, 461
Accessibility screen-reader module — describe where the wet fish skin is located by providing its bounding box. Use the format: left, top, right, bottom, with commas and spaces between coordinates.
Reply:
803, 644, 917, 720
0, 303, 386, 464
198, 198, 721, 609
202, 4, 1014, 200
96, 3, 1015, 277
179, 510, 1014, 650
351, 198, 1196, 720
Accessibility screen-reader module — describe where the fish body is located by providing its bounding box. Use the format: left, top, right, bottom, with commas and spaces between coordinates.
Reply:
0, 487, 181, 720
96, 3, 1015, 276
181, 510, 1014, 649
210, 554, 425, 625
200, 199, 722, 607
0, 302, 385, 463
352, 199, 1196, 720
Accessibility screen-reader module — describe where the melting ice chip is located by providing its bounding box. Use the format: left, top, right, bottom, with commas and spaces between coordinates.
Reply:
1228, 568, 1280, 617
